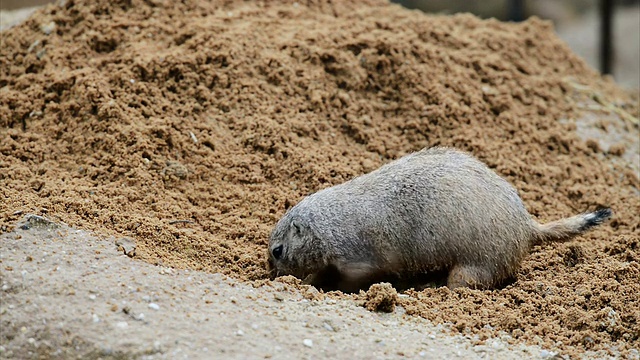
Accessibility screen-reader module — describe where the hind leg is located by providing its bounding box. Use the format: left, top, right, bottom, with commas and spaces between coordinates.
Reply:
447, 265, 497, 289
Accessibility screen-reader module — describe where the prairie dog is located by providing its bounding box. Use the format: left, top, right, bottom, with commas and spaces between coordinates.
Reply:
268, 147, 612, 291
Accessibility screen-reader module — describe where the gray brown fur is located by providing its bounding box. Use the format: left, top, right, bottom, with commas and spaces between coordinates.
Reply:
268, 147, 612, 291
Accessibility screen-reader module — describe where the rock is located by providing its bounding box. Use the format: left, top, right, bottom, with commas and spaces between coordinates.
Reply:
323, 322, 334, 332
40, 21, 56, 35
18, 215, 59, 231
115, 321, 128, 329
162, 161, 188, 179
115, 238, 136, 257
116, 321, 129, 329
302, 339, 313, 348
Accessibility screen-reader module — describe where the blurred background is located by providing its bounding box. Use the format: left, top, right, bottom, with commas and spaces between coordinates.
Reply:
393, 0, 639, 90
1, 0, 639, 90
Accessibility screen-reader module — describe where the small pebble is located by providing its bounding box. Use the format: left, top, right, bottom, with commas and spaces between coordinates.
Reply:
419, 351, 427, 357
116, 321, 128, 329
89, 294, 96, 300
92, 314, 100, 323
540, 349, 557, 359
303, 339, 313, 348
27, 40, 40, 53
148, 303, 160, 310
115, 238, 136, 257
323, 323, 334, 332
236, 330, 244, 336
40, 21, 56, 35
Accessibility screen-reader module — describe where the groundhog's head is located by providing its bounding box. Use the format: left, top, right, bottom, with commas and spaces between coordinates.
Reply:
268, 211, 323, 280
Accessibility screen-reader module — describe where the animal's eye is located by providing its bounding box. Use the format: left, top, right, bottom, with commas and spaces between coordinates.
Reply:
272, 245, 283, 260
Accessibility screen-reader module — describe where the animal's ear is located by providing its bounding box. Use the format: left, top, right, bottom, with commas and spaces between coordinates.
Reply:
291, 219, 302, 234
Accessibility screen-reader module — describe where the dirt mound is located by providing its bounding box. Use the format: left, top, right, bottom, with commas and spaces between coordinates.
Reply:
362, 283, 399, 313
1, 0, 638, 356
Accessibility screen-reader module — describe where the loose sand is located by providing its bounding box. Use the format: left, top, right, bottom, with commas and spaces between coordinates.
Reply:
1, 0, 638, 357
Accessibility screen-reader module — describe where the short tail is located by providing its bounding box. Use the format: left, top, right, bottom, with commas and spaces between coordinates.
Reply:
533, 208, 612, 244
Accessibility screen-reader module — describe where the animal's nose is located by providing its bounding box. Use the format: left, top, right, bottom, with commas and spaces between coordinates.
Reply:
266, 257, 277, 279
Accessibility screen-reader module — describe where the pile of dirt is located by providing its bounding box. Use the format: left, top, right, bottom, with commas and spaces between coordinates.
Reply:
1, 0, 638, 356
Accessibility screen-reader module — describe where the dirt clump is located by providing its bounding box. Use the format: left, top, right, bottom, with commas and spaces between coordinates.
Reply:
362, 283, 398, 313
1, 0, 638, 356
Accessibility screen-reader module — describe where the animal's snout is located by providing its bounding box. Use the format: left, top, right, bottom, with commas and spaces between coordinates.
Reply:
266, 257, 277, 279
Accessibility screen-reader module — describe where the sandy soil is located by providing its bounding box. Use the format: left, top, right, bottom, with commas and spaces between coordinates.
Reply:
1, 0, 639, 358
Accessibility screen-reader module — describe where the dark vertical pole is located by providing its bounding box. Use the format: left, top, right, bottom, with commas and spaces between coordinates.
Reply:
507, 0, 526, 22
600, 0, 614, 74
